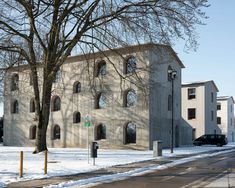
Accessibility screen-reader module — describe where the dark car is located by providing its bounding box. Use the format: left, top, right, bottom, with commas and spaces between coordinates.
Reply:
193, 134, 228, 147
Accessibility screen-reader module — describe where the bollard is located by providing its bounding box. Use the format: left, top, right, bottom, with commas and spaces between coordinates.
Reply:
44, 150, 47, 175
19, 151, 23, 177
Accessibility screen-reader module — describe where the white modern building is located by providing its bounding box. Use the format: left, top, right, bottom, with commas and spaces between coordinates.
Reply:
181, 81, 221, 140
3, 43, 192, 149
217, 96, 235, 142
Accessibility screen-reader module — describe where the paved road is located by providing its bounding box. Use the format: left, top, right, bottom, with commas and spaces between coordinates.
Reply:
92, 151, 235, 188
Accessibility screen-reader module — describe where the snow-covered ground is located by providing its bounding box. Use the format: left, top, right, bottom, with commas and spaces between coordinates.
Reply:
0, 143, 235, 187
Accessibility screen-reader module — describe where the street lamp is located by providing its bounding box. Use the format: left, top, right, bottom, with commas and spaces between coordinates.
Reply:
168, 69, 177, 153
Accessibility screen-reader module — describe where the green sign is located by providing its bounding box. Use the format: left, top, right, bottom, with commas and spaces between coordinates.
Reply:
84, 122, 92, 127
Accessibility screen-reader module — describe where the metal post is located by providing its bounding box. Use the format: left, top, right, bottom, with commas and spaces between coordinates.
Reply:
19, 151, 23, 177
171, 78, 174, 153
93, 157, 95, 166
44, 150, 48, 175
87, 126, 89, 164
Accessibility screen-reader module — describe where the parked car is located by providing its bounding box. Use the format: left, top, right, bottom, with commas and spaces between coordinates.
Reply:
193, 134, 228, 147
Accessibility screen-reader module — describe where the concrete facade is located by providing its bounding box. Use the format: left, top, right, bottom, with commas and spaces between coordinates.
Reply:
3, 43, 190, 149
217, 96, 235, 142
181, 81, 221, 140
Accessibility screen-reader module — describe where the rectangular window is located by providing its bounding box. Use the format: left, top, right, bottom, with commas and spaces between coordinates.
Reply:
217, 103, 221, 110
188, 108, 196, 120
231, 105, 233, 112
211, 92, 214, 103
188, 88, 196, 100
211, 110, 214, 121
217, 117, 221, 124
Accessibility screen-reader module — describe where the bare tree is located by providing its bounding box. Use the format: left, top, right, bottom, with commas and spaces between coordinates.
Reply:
0, 0, 208, 153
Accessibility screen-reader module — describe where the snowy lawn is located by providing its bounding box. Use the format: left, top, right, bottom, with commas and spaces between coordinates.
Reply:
0, 143, 235, 187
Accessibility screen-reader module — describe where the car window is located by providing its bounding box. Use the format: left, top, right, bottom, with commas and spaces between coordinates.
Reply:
210, 135, 215, 139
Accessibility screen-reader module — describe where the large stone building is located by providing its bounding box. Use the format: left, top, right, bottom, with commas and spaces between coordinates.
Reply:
217, 96, 235, 142
181, 81, 221, 140
3, 43, 191, 149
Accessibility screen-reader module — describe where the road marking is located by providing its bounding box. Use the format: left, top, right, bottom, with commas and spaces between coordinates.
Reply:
162, 176, 175, 181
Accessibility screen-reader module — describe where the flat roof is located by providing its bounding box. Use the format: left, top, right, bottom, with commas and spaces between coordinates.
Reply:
182, 80, 219, 92
217, 96, 235, 103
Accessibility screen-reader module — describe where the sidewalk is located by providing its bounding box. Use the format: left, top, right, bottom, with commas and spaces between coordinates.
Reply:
6, 147, 235, 188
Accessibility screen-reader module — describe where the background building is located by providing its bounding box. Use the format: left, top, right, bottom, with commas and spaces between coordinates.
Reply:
217, 96, 235, 142
3, 43, 191, 149
181, 81, 221, 140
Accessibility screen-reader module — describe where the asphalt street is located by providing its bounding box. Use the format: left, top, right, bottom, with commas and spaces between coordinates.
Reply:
92, 151, 235, 188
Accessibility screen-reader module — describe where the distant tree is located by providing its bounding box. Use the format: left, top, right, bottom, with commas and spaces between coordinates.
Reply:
0, 0, 209, 153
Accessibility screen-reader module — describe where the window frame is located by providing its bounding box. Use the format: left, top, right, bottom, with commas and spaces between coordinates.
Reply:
73, 81, 81, 94
51, 96, 61, 112
95, 60, 107, 77
51, 124, 61, 140
188, 108, 196, 120
11, 74, 19, 91
124, 56, 136, 74
73, 111, 81, 123
188, 88, 196, 100
124, 89, 137, 107
12, 100, 19, 114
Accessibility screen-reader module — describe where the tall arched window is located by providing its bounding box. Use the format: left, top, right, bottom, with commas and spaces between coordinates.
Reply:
73, 81, 81, 93
125, 57, 136, 74
30, 98, 36, 113
53, 69, 61, 83
11, 74, 19, 91
95, 124, 106, 140
51, 124, 60, 140
95, 92, 107, 109
29, 125, 37, 140
12, 100, 19, 114
51, 96, 61, 111
95, 60, 106, 77
124, 122, 136, 144
124, 89, 137, 107
73, 111, 81, 123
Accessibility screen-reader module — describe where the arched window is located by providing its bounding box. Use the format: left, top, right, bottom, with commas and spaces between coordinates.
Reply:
73, 111, 81, 123
124, 89, 137, 107
125, 57, 136, 74
30, 98, 36, 113
168, 95, 172, 111
124, 122, 136, 144
95, 124, 106, 140
12, 100, 19, 114
52, 124, 60, 140
51, 96, 61, 111
11, 74, 19, 91
53, 69, 61, 83
73, 81, 81, 93
29, 125, 37, 140
95, 92, 107, 109
95, 60, 106, 77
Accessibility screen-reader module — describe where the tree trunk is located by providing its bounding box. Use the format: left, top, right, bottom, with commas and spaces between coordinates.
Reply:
33, 72, 54, 154
34, 122, 48, 153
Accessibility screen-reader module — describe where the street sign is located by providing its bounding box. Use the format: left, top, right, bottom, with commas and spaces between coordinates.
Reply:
84, 122, 92, 127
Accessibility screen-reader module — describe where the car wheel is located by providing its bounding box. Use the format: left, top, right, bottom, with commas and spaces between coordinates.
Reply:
217, 143, 222, 147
